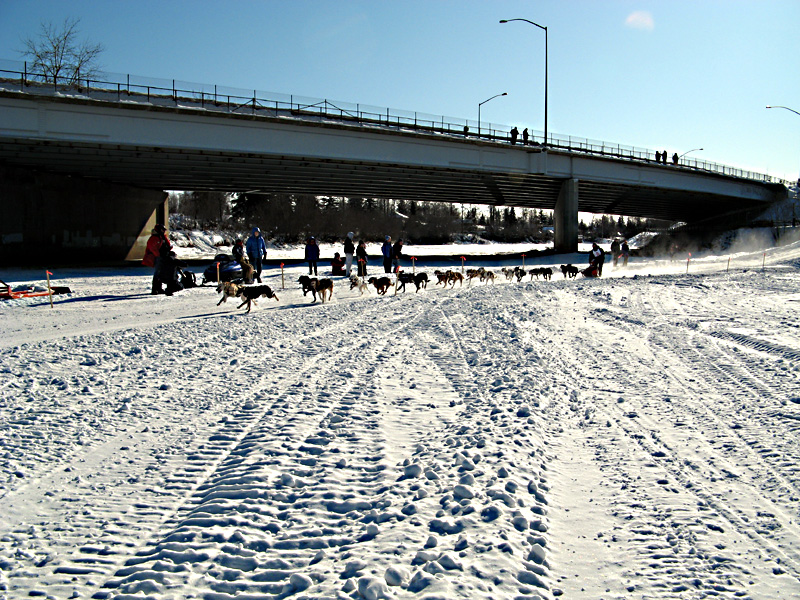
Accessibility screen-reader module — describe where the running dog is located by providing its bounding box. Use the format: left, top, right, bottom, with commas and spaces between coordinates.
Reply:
368, 276, 394, 295
396, 271, 415, 293
216, 281, 244, 306
349, 276, 369, 295
313, 278, 334, 303
465, 268, 485, 285
560, 264, 579, 278
528, 267, 554, 281
482, 270, 496, 284
298, 275, 318, 298
236, 284, 279, 313
412, 272, 429, 291
434, 270, 450, 286
447, 271, 464, 288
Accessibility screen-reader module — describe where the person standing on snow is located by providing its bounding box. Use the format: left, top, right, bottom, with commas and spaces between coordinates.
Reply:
356, 240, 368, 277
391, 238, 404, 273
621, 240, 630, 267
305, 236, 320, 276
381, 235, 393, 274
343, 232, 356, 277
246, 227, 267, 283
610, 238, 621, 267
142, 223, 171, 295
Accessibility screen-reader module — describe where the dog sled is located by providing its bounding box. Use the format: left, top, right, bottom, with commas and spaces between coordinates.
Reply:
581, 265, 601, 278
201, 254, 243, 284
1, 279, 72, 300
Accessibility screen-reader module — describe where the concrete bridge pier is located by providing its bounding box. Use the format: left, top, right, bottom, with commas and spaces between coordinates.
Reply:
0, 164, 168, 265
554, 178, 579, 253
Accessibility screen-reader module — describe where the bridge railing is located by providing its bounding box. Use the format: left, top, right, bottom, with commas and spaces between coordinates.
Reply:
0, 59, 790, 187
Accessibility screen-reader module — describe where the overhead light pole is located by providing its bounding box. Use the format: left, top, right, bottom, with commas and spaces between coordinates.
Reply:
679, 148, 703, 159
767, 105, 800, 185
767, 105, 800, 117
478, 92, 507, 138
500, 18, 548, 147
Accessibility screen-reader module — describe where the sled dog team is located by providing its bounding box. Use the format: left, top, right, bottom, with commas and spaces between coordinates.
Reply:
216, 264, 594, 313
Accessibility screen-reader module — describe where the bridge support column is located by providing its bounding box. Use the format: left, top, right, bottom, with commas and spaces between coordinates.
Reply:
554, 178, 579, 253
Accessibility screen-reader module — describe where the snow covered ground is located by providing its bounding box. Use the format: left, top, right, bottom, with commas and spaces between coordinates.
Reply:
1, 233, 800, 600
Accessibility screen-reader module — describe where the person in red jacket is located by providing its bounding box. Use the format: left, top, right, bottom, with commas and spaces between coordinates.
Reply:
142, 224, 172, 294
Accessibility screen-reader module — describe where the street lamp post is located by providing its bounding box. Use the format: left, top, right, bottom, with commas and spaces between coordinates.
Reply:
478, 92, 507, 138
767, 105, 800, 117
500, 18, 548, 147
767, 106, 800, 185
678, 148, 703, 160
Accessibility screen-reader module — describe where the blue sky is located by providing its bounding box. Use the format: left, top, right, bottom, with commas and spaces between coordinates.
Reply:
1, 0, 798, 181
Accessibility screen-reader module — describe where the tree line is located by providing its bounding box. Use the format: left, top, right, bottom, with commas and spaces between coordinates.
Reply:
170, 191, 665, 244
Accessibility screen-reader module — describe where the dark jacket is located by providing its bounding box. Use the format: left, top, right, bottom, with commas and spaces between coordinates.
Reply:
344, 238, 355, 255
305, 241, 320, 261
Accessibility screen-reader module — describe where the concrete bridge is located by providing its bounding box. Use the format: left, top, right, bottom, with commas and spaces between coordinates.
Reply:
0, 75, 789, 262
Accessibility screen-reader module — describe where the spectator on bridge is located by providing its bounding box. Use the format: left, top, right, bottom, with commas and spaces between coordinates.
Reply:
621, 240, 630, 267
662, 150, 668, 164
522, 128, 529, 145
343, 231, 355, 277
610, 238, 621, 267
331, 252, 345, 276
305, 236, 320, 276
142, 223, 171, 295
356, 240, 368, 277
463, 125, 469, 136
381, 236, 393, 273
510, 127, 519, 145
655, 151, 661, 162
392, 238, 404, 273
246, 227, 267, 283
672, 153, 679, 165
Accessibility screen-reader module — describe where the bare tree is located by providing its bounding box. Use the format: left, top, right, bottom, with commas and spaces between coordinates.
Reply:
21, 18, 104, 85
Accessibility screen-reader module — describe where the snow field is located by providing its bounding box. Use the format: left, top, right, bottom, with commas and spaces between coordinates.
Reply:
0, 238, 799, 599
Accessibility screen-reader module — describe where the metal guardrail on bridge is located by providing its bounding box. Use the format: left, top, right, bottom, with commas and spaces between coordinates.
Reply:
0, 59, 790, 187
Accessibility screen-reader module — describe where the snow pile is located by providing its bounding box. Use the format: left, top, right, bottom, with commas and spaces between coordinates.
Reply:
0, 237, 799, 599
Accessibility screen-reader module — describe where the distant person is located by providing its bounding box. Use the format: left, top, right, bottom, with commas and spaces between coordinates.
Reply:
381, 236, 393, 273
246, 227, 267, 283
590, 242, 606, 276
610, 238, 621, 267
392, 238, 404, 273
522, 128, 529, 145
331, 252, 345, 276
356, 240, 368, 277
344, 231, 356, 277
142, 223, 171, 295
662, 150, 667, 164
621, 240, 630, 267
672, 152, 679, 165
305, 236, 320, 276
463, 125, 469, 136
160, 251, 186, 296
232, 238, 245, 263
655, 151, 661, 162
510, 127, 519, 145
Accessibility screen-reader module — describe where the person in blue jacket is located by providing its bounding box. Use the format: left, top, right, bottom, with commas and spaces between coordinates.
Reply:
381, 235, 393, 273
246, 227, 267, 283
305, 236, 320, 276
